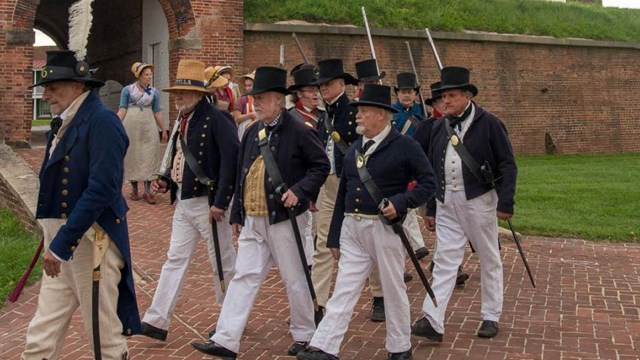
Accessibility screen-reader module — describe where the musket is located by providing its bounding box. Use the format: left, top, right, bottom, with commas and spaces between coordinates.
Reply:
480, 162, 535, 288
381, 199, 437, 307
279, 44, 285, 69
361, 7, 382, 85
425, 28, 444, 70
7, 236, 43, 303
207, 181, 226, 293
405, 41, 430, 120
291, 33, 310, 64
508, 219, 536, 288
149, 111, 182, 181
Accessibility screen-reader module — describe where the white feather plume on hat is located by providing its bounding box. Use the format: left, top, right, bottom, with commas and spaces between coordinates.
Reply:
68, 0, 94, 61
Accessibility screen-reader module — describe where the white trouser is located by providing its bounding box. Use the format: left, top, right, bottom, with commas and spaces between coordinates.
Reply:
368, 210, 423, 296
405, 209, 426, 251
143, 194, 236, 330
304, 209, 315, 264
212, 213, 315, 353
311, 173, 339, 306
310, 216, 411, 356
23, 226, 128, 360
422, 190, 503, 333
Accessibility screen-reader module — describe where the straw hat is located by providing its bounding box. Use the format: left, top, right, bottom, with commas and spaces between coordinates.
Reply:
215, 65, 235, 78
131, 62, 154, 78
240, 70, 256, 81
204, 66, 229, 89
163, 60, 209, 93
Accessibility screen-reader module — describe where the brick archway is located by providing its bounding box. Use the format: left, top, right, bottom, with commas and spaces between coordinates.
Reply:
0, 0, 38, 147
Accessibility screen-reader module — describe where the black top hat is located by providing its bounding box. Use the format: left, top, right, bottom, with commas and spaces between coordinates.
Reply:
316, 59, 357, 86
30, 50, 104, 88
350, 84, 399, 113
425, 82, 443, 106
246, 66, 291, 96
355, 59, 385, 82
435, 66, 478, 97
394, 72, 419, 92
290, 63, 318, 77
288, 68, 318, 91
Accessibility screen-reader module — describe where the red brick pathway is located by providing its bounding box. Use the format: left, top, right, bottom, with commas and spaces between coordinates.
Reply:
2, 147, 639, 359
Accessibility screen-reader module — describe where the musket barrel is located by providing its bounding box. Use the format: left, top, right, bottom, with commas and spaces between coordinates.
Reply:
405, 41, 429, 120
361, 7, 382, 84
425, 28, 444, 70
291, 33, 310, 64
149, 111, 182, 181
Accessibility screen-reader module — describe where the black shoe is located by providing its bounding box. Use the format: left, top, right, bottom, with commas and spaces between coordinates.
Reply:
388, 349, 412, 359
191, 341, 237, 359
314, 306, 325, 327
403, 271, 413, 283
208, 327, 216, 338
370, 297, 385, 322
456, 267, 469, 286
140, 322, 167, 341
410, 317, 443, 342
415, 247, 429, 260
288, 341, 309, 356
296, 348, 339, 360
477, 320, 499, 338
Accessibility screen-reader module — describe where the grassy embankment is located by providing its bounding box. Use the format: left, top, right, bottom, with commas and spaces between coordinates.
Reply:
245, 0, 640, 42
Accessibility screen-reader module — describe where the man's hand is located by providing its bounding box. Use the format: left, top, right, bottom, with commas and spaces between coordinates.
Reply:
209, 206, 226, 223
425, 216, 436, 232
281, 189, 299, 208
330, 248, 340, 261
42, 250, 62, 277
232, 223, 242, 238
380, 200, 398, 220
497, 211, 512, 221
151, 178, 168, 194
160, 130, 169, 143
309, 201, 318, 212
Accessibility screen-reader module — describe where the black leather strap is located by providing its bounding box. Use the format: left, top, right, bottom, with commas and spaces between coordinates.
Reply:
324, 114, 349, 154
443, 118, 486, 184
179, 137, 216, 187
257, 122, 286, 195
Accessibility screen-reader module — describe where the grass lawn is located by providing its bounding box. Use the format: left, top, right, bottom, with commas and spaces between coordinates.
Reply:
510, 153, 639, 242
32, 119, 51, 127
0, 209, 41, 308
246, 0, 640, 42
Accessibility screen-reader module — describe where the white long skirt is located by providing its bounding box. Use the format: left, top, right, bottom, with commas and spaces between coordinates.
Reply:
123, 106, 160, 181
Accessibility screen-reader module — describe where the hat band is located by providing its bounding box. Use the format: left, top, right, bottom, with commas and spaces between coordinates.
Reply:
175, 78, 205, 87
41, 66, 85, 81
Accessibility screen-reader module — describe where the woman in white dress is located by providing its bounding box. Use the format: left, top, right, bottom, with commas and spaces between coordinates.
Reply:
117, 62, 168, 204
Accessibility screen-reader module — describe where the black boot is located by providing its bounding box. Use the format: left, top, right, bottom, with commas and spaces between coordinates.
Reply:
314, 306, 325, 326
370, 297, 385, 322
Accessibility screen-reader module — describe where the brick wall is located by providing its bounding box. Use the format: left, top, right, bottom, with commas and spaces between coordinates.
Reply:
244, 25, 640, 155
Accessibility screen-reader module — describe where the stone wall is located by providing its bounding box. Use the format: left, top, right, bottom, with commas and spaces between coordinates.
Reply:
244, 24, 640, 155
0, 143, 41, 236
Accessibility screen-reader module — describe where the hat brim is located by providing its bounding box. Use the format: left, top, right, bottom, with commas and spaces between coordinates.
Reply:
394, 86, 420, 92
30, 77, 105, 89
246, 86, 291, 96
357, 71, 386, 82
162, 85, 210, 94
435, 83, 478, 97
425, 97, 438, 106
205, 76, 229, 89
317, 73, 357, 86
135, 64, 155, 77
350, 100, 399, 113
288, 81, 318, 92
